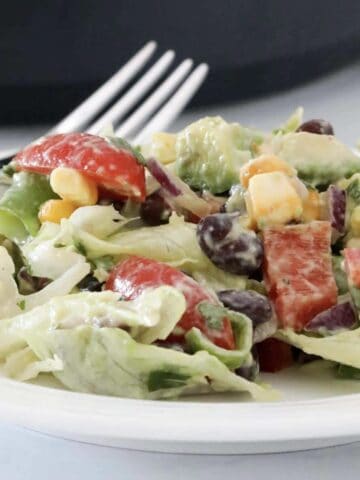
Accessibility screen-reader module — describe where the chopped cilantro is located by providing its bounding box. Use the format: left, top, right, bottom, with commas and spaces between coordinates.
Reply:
197, 302, 224, 331
54, 242, 66, 249
17, 299, 26, 311
147, 369, 190, 392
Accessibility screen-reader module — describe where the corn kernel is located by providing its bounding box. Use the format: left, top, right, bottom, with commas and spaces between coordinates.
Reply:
247, 171, 303, 228
301, 189, 320, 222
50, 167, 98, 206
39, 199, 77, 224
351, 206, 360, 237
240, 154, 296, 188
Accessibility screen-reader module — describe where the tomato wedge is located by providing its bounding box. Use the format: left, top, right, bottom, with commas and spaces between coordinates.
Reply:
106, 256, 235, 350
344, 248, 360, 288
14, 133, 146, 201
263, 221, 337, 331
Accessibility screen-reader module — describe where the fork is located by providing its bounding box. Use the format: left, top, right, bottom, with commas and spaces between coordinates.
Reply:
0, 41, 208, 164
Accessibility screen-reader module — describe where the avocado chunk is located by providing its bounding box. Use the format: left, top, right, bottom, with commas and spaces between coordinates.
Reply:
175, 116, 263, 193
271, 132, 360, 187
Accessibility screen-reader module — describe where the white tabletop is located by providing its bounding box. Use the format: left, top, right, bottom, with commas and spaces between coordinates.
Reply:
1, 61, 360, 479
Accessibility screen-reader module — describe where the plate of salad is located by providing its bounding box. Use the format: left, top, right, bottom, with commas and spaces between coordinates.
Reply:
1, 108, 360, 453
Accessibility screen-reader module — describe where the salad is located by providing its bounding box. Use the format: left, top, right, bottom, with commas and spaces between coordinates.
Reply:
1, 107, 360, 401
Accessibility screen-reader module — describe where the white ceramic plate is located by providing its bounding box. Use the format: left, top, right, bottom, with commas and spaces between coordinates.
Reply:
1, 360, 360, 454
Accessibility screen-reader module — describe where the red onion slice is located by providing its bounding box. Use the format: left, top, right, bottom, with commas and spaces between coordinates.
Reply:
146, 158, 212, 218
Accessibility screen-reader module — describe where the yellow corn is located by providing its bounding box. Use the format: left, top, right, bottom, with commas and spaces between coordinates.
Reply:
247, 171, 303, 228
39, 199, 77, 224
240, 154, 296, 188
301, 189, 321, 222
50, 167, 98, 206
351, 206, 360, 237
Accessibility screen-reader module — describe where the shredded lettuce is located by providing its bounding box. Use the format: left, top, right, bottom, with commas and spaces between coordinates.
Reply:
0, 286, 186, 361
0, 246, 90, 320
23, 212, 246, 291
186, 303, 253, 369
22, 205, 128, 279
276, 328, 360, 369
0, 288, 275, 400
23, 326, 274, 400
273, 107, 304, 134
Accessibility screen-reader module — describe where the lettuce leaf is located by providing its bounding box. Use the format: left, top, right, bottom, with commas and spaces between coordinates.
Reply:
0, 246, 90, 320
276, 328, 360, 369
0, 286, 186, 361
24, 212, 246, 291
0, 172, 58, 240
23, 326, 274, 400
22, 205, 130, 279
273, 107, 303, 134
0, 288, 275, 400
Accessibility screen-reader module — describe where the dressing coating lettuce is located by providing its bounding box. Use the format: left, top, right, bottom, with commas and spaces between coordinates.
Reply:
0, 246, 90, 319
0, 172, 58, 241
21, 326, 273, 400
276, 328, 360, 369
22, 205, 129, 279
0, 288, 275, 400
0, 287, 186, 361
24, 210, 246, 291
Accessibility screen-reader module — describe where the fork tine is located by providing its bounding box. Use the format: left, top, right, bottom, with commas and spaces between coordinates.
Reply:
48, 41, 157, 135
132, 63, 208, 144
115, 59, 193, 139
87, 50, 175, 135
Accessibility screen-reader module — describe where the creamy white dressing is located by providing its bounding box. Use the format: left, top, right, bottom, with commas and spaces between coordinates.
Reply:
26, 241, 85, 279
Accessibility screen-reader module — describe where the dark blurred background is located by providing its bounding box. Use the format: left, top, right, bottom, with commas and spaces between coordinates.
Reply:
1, 0, 360, 124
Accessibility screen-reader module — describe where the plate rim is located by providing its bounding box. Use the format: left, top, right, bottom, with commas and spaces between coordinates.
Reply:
1, 375, 360, 448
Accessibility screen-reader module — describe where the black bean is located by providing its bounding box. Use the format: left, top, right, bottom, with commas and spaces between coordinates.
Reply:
196, 213, 263, 275
218, 289, 272, 327
296, 119, 334, 135
78, 274, 104, 292
140, 191, 172, 226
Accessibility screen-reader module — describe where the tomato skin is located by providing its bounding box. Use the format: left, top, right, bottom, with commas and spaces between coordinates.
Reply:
106, 256, 235, 350
344, 248, 360, 288
257, 338, 293, 373
14, 133, 146, 201
263, 221, 337, 331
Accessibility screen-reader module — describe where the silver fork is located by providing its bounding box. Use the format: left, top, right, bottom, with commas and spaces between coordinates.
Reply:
0, 41, 208, 164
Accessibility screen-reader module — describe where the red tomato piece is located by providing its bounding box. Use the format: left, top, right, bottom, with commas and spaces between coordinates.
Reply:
263, 221, 337, 331
14, 133, 146, 201
106, 256, 235, 350
344, 248, 360, 288
257, 338, 293, 373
